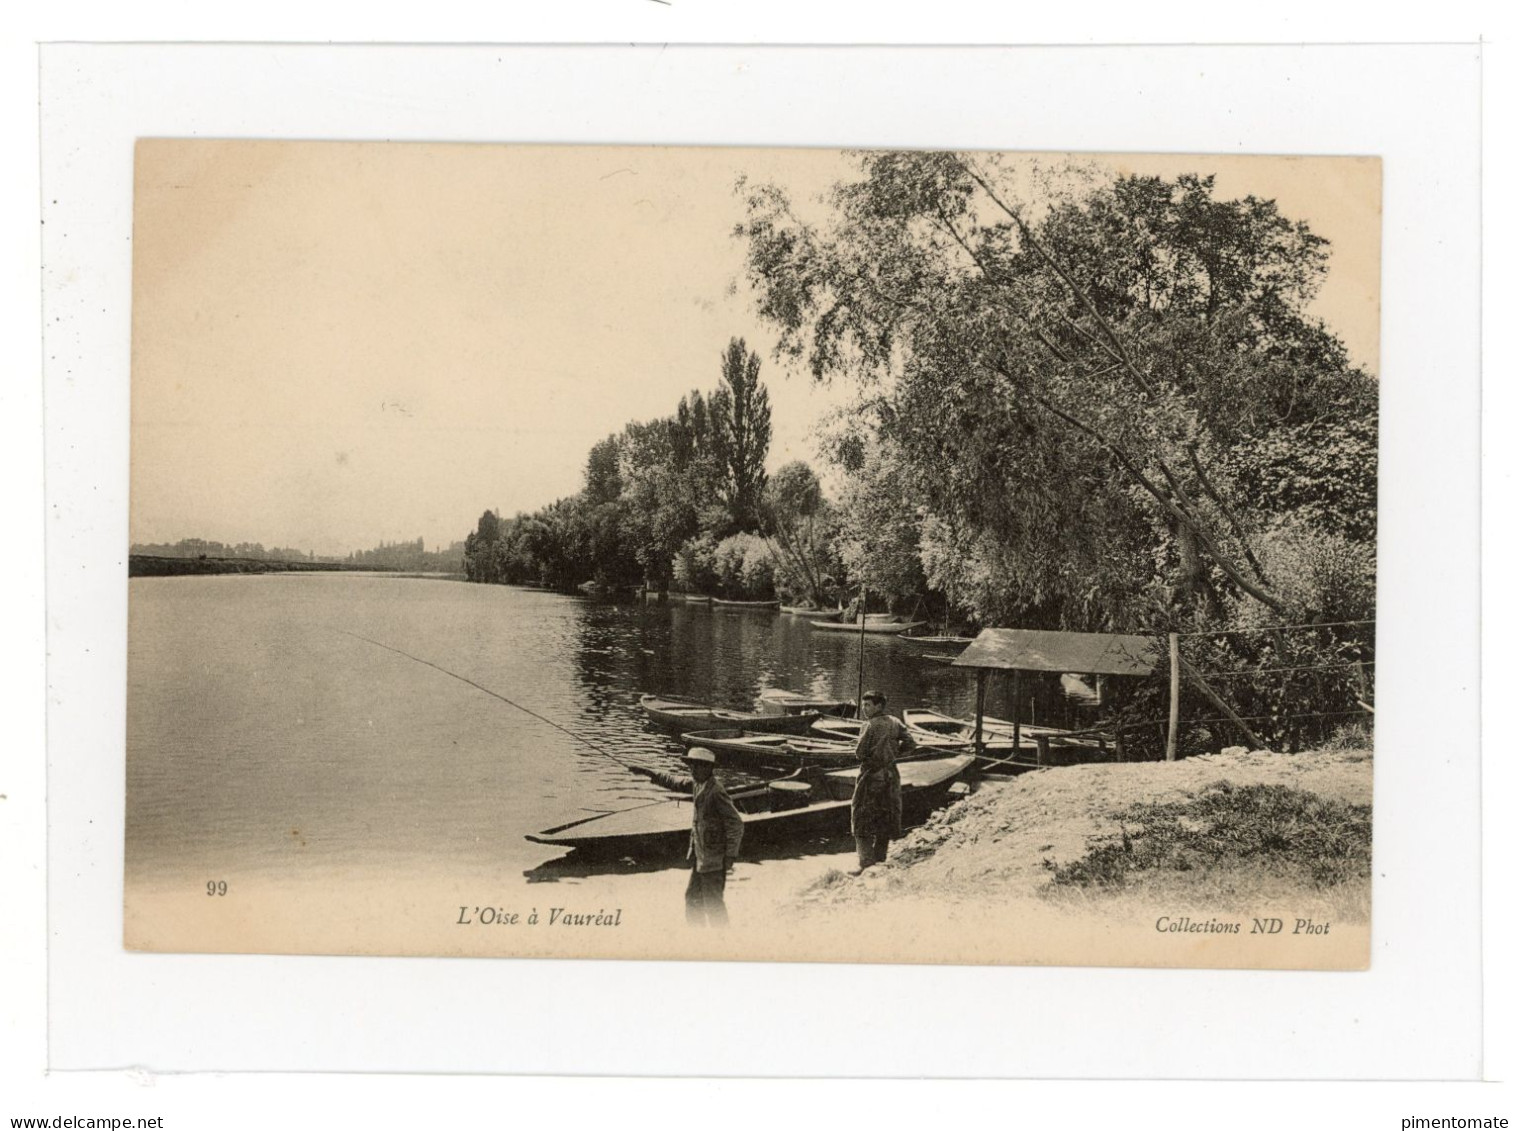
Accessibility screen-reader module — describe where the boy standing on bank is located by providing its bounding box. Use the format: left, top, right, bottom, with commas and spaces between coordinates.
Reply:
851, 690, 917, 872
684, 747, 744, 927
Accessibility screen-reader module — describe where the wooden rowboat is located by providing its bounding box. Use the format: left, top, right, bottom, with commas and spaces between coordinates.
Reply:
678, 728, 862, 770
525, 754, 975, 858
809, 618, 926, 634
756, 687, 856, 717
682, 726, 968, 770
711, 597, 781, 609
899, 709, 1112, 772
901, 707, 1092, 743
639, 694, 819, 734
780, 604, 834, 616
896, 634, 976, 650
808, 714, 971, 752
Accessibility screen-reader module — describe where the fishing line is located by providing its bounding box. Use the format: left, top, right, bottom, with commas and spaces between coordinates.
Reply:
332, 627, 689, 791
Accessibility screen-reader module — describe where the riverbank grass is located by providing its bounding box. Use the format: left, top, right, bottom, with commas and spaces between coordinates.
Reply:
1042, 780, 1372, 920
792, 749, 1374, 923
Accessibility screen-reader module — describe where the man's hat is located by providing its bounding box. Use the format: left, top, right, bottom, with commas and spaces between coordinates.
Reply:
683, 747, 717, 765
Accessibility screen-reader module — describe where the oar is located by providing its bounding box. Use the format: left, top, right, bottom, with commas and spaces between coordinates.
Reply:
536, 793, 690, 836
535, 766, 811, 837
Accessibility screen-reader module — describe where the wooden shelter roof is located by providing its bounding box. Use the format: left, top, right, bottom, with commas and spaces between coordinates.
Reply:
951, 628, 1161, 677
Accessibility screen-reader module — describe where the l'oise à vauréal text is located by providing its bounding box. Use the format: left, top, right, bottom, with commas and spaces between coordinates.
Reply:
456, 906, 623, 927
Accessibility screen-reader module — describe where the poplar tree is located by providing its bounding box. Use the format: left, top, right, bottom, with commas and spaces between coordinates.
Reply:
708, 337, 772, 533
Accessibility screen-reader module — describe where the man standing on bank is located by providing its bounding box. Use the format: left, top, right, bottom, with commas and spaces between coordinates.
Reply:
851, 690, 917, 872
684, 747, 744, 927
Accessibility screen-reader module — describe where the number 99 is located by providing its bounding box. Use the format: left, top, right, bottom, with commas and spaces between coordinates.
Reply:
206, 880, 227, 896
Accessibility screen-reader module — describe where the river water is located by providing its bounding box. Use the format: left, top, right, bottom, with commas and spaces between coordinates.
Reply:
126, 574, 1009, 898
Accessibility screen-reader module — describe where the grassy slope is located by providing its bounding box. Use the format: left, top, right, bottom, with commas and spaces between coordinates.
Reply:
795, 749, 1373, 923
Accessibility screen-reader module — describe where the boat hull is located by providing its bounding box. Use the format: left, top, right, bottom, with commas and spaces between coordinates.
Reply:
678, 728, 862, 770
756, 687, 856, 717
900, 709, 1116, 773
896, 634, 975, 650
809, 619, 926, 634
640, 695, 820, 733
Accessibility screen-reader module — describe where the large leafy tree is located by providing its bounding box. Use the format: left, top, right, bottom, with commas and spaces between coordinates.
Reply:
618, 415, 720, 589
737, 152, 1376, 631
760, 460, 840, 607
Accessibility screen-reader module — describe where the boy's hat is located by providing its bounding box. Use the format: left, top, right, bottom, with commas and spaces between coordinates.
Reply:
683, 748, 717, 765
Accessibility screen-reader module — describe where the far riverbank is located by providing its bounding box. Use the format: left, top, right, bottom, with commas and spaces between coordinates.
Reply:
128, 554, 463, 579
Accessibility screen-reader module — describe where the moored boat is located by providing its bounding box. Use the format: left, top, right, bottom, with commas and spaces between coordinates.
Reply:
896, 633, 976, 650
899, 709, 1113, 772
711, 597, 781, 609
639, 694, 820, 733
678, 728, 861, 770
756, 687, 856, 717
525, 754, 976, 858
809, 714, 971, 751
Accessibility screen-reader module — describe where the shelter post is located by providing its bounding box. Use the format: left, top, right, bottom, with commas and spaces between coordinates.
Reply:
974, 669, 987, 758
1166, 632, 1180, 762
1012, 669, 1022, 758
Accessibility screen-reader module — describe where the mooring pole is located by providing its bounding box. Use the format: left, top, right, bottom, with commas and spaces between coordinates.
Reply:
1011, 668, 1022, 759
1166, 632, 1180, 762
856, 583, 867, 711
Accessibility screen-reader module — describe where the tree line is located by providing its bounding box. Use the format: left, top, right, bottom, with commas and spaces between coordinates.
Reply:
464, 337, 845, 605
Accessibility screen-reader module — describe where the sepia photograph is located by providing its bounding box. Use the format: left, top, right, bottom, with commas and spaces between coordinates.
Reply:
125, 139, 1380, 969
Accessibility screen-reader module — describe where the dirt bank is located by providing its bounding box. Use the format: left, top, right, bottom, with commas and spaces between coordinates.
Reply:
792, 748, 1373, 930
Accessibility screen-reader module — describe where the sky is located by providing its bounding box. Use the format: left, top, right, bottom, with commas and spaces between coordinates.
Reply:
131, 142, 1380, 556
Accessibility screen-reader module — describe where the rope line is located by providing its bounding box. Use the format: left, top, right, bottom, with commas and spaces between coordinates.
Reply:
1115, 707, 1374, 732
1174, 708, 1374, 726
1174, 618, 1375, 638
1193, 660, 1377, 679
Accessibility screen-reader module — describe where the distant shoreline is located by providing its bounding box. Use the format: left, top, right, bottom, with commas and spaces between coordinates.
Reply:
128, 555, 463, 579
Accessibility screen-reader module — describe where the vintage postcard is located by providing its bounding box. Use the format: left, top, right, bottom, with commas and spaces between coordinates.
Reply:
125, 140, 1379, 968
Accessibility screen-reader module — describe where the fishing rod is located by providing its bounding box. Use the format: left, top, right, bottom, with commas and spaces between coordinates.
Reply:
332, 628, 691, 793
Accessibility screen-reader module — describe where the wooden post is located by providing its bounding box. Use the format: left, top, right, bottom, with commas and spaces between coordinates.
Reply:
974, 669, 987, 759
1012, 669, 1022, 761
1115, 727, 1127, 763
1166, 632, 1180, 762
856, 583, 867, 711
1035, 733, 1050, 766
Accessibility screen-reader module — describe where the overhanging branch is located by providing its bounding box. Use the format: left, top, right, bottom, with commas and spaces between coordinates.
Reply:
988, 362, 1287, 613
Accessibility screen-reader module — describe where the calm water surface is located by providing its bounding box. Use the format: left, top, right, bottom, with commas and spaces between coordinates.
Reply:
125, 575, 1010, 888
